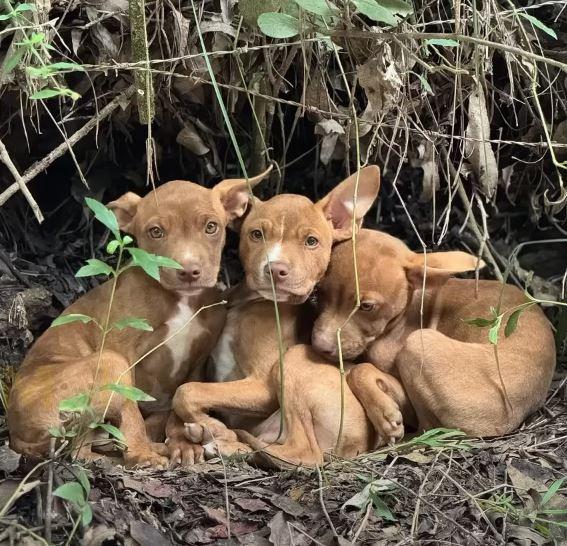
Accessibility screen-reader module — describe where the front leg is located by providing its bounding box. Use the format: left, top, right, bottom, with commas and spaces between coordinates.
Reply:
120, 400, 169, 468
172, 378, 277, 456
165, 412, 204, 466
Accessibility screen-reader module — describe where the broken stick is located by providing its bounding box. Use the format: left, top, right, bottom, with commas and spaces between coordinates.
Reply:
0, 85, 135, 211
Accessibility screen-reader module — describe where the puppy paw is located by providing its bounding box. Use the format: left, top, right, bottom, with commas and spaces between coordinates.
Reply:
184, 422, 238, 445
203, 439, 252, 459
370, 402, 404, 448
124, 448, 169, 469
166, 438, 204, 467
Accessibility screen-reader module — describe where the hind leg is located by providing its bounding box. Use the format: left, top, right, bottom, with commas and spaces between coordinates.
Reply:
397, 329, 552, 436
8, 351, 167, 467
346, 363, 414, 447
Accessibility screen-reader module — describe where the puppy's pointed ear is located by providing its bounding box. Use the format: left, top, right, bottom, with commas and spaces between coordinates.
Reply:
107, 192, 142, 233
213, 165, 272, 222
316, 165, 380, 241
405, 251, 484, 289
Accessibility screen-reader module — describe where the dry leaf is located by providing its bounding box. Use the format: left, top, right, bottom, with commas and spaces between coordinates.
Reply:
235, 497, 271, 513
465, 84, 498, 198
315, 118, 344, 165
129, 521, 170, 546
267, 511, 309, 546
552, 119, 567, 162
0, 478, 40, 514
358, 59, 402, 114
176, 123, 210, 156
170, 7, 191, 58
416, 140, 439, 202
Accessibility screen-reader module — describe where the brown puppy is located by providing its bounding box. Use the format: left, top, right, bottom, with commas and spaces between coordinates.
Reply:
313, 229, 556, 439
243, 229, 555, 467
170, 167, 381, 463
7, 170, 270, 467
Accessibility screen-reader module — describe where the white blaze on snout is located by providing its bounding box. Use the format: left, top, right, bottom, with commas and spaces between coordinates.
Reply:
165, 297, 205, 378
259, 243, 282, 276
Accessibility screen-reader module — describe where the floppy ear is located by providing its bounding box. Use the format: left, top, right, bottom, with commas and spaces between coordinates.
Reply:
107, 192, 142, 233
316, 165, 380, 241
213, 165, 272, 222
405, 251, 485, 289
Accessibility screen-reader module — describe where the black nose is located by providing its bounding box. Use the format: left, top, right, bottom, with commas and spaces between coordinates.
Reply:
264, 261, 290, 279
177, 266, 201, 282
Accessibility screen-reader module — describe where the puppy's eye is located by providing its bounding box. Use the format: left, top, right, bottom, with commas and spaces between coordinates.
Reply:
305, 236, 319, 248
250, 229, 263, 241
205, 221, 219, 235
360, 301, 376, 312
148, 226, 164, 239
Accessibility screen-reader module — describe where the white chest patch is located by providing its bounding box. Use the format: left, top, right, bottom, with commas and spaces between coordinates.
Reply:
210, 309, 240, 382
165, 297, 205, 378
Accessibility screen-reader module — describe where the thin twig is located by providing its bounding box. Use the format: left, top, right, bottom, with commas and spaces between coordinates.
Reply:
0, 86, 136, 207
44, 438, 56, 544
316, 465, 338, 538
0, 137, 43, 222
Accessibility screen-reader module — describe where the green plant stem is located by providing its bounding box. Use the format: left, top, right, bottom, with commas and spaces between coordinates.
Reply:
0, 460, 49, 517
330, 41, 362, 454
101, 300, 226, 420
64, 514, 81, 546
72, 246, 123, 458
190, 0, 287, 438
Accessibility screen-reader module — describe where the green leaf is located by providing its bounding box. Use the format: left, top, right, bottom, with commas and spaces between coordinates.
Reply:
26, 66, 51, 78
126, 248, 182, 281
352, 0, 399, 25
14, 3, 36, 12
48, 426, 63, 438
463, 317, 495, 328
112, 317, 153, 332
45, 61, 85, 72
93, 423, 126, 443
504, 307, 526, 337
59, 393, 90, 413
99, 383, 156, 402
76, 468, 90, 496
411, 71, 433, 95
258, 12, 300, 38
29, 88, 64, 100
425, 38, 459, 47
374, 0, 412, 16
106, 239, 120, 254
294, 0, 337, 17
51, 313, 95, 328
154, 255, 183, 269
85, 197, 121, 239
541, 478, 565, 506
123, 235, 133, 246
27, 32, 45, 44
370, 492, 397, 521
488, 314, 503, 345
76, 258, 113, 278
61, 88, 80, 101
0, 13, 14, 20
519, 13, 557, 39
3, 48, 25, 74
81, 503, 93, 526
53, 482, 86, 504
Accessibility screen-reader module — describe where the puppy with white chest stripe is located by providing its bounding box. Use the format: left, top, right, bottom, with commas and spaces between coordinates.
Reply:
170, 166, 381, 462
7, 168, 272, 468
